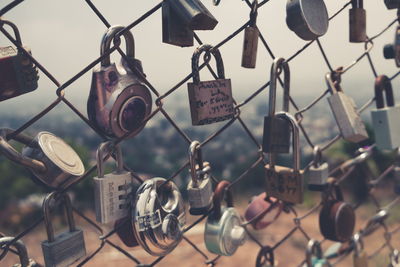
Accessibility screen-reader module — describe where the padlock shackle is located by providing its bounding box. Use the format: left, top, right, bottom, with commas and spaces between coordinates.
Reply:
256, 245, 274, 267
268, 57, 290, 117
96, 141, 124, 178
0, 128, 47, 173
189, 141, 205, 186
0, 19, 22, 46
326, 71, 343, 94
0, 237, 30, 267
191, 44, 225, 84
249, 0, 258, 27
212, 180, 233, 219
100, 25, 135, 67
351, 0, 363, 8
312, 146, 323, 168
375, 75, 395, 109
305, 239, 323, 267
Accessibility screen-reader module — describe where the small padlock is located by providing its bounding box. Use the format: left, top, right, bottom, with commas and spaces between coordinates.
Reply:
265, 112, 304, 204
262, 57, 291, 153
87, 25, 152, 139
383, 26, 400, 67
306, 146, 329, 191
241, 0, 259, 68
384, 0, 400, 9
204, 180, 246, 256
389, 250, 400, 267
187, 141, 213, 215
371, 75, 400, 150
256, 246, 275, 267
0, 236, 41, 267
349, 0, 366, 43
352, 234, 369, 267
41, 192, 86, 267
187, 44, 235, 125
303, 240, 331, 267
0, 19, 38, 102
326, 71, 368, 143
132, 177, 186, 256
94, 141, 137, 224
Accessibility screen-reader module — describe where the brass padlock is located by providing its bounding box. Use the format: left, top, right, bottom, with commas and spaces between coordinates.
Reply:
187, 44, 235, 125
352, 234, 369, 267
0, 19, 39, 102
0, 237, 41, 267
241, 0, 259, 69
349, 0, 366, 43
256, 246, 275, 267
383, 26, 400, 67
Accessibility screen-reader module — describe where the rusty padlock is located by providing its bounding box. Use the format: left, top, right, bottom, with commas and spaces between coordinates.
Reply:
241, 0, 259, 68
349, 0, 366, 43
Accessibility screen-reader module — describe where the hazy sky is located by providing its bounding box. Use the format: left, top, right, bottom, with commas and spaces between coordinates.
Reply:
1, 0, 399, 112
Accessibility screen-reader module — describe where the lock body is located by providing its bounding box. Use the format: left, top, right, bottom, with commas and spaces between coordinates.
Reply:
187, 175, 213, 215
242, 26, 259, 68
262, 116, 291, 153
349, 7, 366, 43
307, 162, 329, 191
371, 106, 400, 150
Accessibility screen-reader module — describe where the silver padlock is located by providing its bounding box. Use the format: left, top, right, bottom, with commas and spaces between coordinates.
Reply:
326, 72, 368, 143
389, 249, 400, 267
41, 192, 86, 267
187, 141, 213, 215
94, 141, 136, 224
306, 146, 329, 191
371, 75, 400, 150
303, 240, 331, 267
383, 26, 400, 67
132, 177, 185, 256
241, 0, 259, 69
204, 180, 246, 256
0, 236, 41, 267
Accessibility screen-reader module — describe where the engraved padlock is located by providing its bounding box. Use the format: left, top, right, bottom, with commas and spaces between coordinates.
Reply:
41, 192, 86, 267
384, 0, 400, 9
319, 182, 355, 242
241, 0, 259, 69
256, 246, 275, 267
187, 44, 235, 125
383, 26, 400, 67
94, 141, 137, 224
87, 25, 152, 139
265, 112, 304, 204
0, 237, 41, 267
349, 0, 366, 43
371, 75, 400, 150
262, 57, 291, 153
306, 146, 329, 191
0, 19, 38, 102
389, 250, 400, 267
352, 234, 369, 267
326, 71, 368, 143
187, 141, 213, 215
132, 177, 185, 256
204, 180, 246, 256
0, 129, 85, 189
303, 240, 331, 267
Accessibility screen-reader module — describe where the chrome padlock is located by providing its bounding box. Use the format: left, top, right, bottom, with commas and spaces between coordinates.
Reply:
0, 19, 38, 102
241, 0, 259, 69
205, 180, 246, 256
256, 246, 275, 267
132, 177, 185, 256
352, 234, 369, 267
303, 240, 331, 267
262, 58, 291, 153
389, 250, 400, 267
326, 72, 368, 143
0, 237, 41, 267
383, 26, 400, 67
187, 44, 235, 125
0, 129, 85, 189
349, 0, 366, 43
187, 141, 213, 215
87, 25, 152, 139
265, 112, 304, 204
94, 141, 136, 224
371, 75, 400, 150
384, 0, 400, 9
306, 146, 329, 191
41, 192, 86, 267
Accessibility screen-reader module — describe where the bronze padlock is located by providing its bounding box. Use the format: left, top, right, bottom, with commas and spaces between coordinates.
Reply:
349, 0, 366, 43
241, 0, 259, 68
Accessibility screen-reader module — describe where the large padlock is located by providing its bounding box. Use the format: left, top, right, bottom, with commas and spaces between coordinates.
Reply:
241, 0, 259, 69
352, 234, 369, 267
94, 141, 137, 224
132, 177, 185, 256
187, 140, 213, 215
262, 57, 291, 153
306, 146, 329, 191
265, 112, 304, 204
303, 240, 331, 267
389, 250, 400, 267
41, 192, 86, 267
0, 129, 85, 189
87, 25, 152, 139
384, 0, 400, 9
349, 0, 366, 43
0, 236, 41, 267
187, 44, 235, 125
383, 26, 400, 67
326, 72, 368, 143
371, 75, 400, 150
256, 246, 275, 267
204, 180, 246, 256
0, 19, 38, 102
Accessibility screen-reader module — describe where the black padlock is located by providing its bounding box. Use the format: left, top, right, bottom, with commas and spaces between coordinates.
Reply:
349, 0, 366, 43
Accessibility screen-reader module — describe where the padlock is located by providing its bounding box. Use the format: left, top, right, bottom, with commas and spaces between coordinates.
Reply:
204, 180, 246, 256
162, 0, 194, 47
326, 72, 368, 143
187, 44, 235, 125
0, 129, 85, 189
41, 192, 86, 267
256, 246, 275, 267
87, 25, 152, 139
0, 236, 41, 267
262, 57, 291, 153
187, 141, 213, 215
352, 234, 369, 267
371, 75, 400, 150
383, 26, 400, 67
265, 112, 304, 204
349, 0, 366, 43
306, 146, 329, 191
241, 0, 259, 68
132, 177, 185, 256
389, 250, 400, 267
384, 0, 400, 9
0, 19, 38, 102
94, 141, 137, 224
303, 240, 331, 267
319, 182, 355, 242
